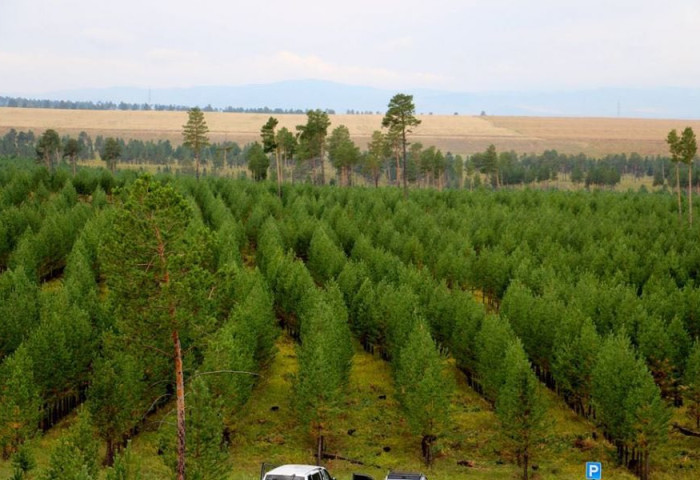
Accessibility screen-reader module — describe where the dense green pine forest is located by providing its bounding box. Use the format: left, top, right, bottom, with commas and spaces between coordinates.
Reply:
0, 159, 699, 480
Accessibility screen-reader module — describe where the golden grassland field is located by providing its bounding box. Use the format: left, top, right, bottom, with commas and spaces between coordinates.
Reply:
2, 107, 700, 157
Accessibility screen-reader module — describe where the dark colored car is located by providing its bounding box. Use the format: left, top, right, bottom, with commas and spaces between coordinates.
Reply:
384, 472, 427, 480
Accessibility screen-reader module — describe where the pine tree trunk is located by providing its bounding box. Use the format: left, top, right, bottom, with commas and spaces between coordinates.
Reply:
523, 451, 529, 480
195, 153, 200, 181
661, 161, 665, 185
676, 163, 682, 221
616, 443, 623, 464
644, 451, 650, 480
276, 149, 282, 198
105, 437, 116, 466
291, 156, 295, 185
316, 431, 323, 466
421, 435, 435, 466
689, 163, 693, 226
402, 130, 408, 199
320, 143, 326, 185
395, 151, 401, 187
174, 330, 186, 480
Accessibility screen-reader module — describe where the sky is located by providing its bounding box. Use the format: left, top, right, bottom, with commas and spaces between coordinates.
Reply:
1, 0, 700, 96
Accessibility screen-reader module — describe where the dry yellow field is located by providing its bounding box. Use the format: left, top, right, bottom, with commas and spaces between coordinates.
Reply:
487, 116, 700, 157
1, 107, 699, 157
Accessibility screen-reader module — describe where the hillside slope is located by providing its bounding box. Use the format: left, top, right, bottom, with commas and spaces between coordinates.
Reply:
115, 334, 635, 480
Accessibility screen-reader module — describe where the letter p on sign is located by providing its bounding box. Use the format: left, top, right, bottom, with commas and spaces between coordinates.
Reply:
586, 462, 602, 480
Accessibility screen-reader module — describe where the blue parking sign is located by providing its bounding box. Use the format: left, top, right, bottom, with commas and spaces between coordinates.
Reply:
586, 462, 602, 480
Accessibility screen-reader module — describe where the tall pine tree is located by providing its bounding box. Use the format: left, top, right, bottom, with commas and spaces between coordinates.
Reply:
295, 284, 353, 459
496, 340, 548, 480
382, 94, 421, 198
0, 346, 41, 458
592, 334, 669, 480
87, 346, 146, 466
394, 321, 452, 465
100, 176, 216, 480
685, 340, 700, 429
183, 107, 210, 181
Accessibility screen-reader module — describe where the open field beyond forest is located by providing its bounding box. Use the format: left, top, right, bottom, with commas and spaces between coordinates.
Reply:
2, 107, 700, 157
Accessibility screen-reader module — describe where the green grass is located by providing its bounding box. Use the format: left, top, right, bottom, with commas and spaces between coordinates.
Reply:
220, 336, 638, 480
2, 333, 698, 480
654, 408, 700, 480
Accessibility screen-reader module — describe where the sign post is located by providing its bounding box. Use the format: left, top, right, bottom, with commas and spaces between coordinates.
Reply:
586, 462, 602, 480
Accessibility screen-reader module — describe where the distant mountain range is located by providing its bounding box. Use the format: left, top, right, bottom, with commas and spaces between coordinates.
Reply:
12, 80, 700, 119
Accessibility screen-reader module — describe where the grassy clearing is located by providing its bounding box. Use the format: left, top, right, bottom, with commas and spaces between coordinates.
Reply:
223, 335, 515, 480
222, 335, 639, 480
224, 334, 308, 476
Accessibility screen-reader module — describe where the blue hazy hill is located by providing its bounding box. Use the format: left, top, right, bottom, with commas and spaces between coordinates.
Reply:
32, 80, 700, 119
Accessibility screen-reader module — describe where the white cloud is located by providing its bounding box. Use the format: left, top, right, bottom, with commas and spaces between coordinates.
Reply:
147, 48, 203, 63
259, 51, 451, 89
80, 27, 135, 47
379, 37, 415, 53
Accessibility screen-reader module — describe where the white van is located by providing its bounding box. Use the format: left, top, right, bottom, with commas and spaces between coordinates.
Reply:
261, 464, 335, 480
